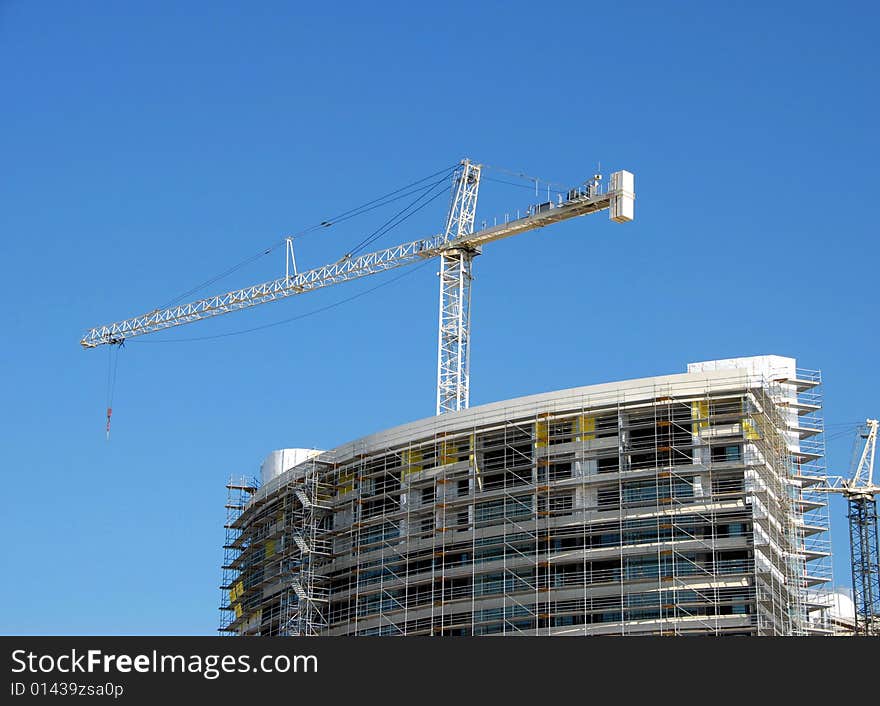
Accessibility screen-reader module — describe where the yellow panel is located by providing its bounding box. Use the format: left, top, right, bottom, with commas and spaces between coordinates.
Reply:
576, 415, 595, 442
229, 579, 244, 607
234, 580, 243, 601
535, 420, 549, 448
743, 418, 760, 440
440, 439, 457, 465
234, 604, 242, 618
339, 470, 355, 495
691, 401, 709, 435
265, 539, 276, 558
401, 448, 423, 481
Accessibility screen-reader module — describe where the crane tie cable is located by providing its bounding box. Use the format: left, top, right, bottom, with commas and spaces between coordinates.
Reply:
160, 163, 457, 308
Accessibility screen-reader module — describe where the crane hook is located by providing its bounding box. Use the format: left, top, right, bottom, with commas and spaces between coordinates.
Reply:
105, 339, 125, 440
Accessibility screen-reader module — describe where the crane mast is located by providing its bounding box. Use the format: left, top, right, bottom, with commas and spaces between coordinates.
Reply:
844, 419, 879, 635
437, 159, 481, 414
80, 159, 635, 415
820, 418, 880, 635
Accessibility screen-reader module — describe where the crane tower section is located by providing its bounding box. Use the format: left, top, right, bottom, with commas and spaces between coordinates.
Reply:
437, 160, 481, 415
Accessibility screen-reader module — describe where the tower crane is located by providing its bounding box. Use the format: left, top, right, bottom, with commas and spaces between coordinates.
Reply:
80, 159, 635, 415
820, 419, 880, 635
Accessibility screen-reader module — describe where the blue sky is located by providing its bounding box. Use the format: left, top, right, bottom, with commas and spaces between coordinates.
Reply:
1, 1, 877, 634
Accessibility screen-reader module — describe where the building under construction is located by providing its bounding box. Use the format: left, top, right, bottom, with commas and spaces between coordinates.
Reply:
220, 355, 834, 636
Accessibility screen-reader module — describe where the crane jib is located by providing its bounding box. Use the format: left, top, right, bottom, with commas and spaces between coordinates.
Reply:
80, 169, 633, 349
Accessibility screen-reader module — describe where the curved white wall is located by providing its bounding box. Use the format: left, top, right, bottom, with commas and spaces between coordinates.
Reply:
260, 448, 323, 485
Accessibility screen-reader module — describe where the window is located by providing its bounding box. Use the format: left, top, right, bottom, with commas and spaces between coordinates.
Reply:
539, 460, 572, 482
718, 522, 748, 538
625, 557, 660, 579
548, 420, 574, 445
595, 415, 618, 439
621, 477, 693, 506
597, 485, 620, 508
711, 445, 742, 463
597, 455, 619, 474
361, 496, 398, 519
712, 473, 744, 496
623, 480, 657, 504
475, 496, 533, 525
548, 494, 574, 512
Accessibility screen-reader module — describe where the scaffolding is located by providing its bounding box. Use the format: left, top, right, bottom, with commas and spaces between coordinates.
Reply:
280, 456, 334, 636
219, 476, 258, 634
782, 370, 835, 630
220, 367, 831, 637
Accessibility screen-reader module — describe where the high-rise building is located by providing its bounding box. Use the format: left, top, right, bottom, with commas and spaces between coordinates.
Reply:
220, 355, 832, 636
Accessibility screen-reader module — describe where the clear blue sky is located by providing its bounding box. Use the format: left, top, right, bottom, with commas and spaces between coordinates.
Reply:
1, 1, 877, 634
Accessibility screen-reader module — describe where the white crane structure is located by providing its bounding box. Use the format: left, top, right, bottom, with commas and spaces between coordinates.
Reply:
80, 159, 635, 415
820, 419, 880, 635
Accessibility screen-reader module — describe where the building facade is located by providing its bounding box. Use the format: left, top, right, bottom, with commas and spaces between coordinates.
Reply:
220, 356, 832, 636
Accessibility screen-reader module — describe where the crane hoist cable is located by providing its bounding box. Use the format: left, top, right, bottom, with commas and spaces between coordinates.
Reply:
481, 163, 571, 190
105, 340, 124, 439
343, 172, 453, 258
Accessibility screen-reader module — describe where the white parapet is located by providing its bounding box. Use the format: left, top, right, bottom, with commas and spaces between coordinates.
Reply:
260, 448, 323, 485
687, 355, 797, 381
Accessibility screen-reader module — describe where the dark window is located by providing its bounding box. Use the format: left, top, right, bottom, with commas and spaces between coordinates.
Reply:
712, 473, 744, 496
597, 485, 620, 508
597, 455, 619, 474
711, 445, 742, 463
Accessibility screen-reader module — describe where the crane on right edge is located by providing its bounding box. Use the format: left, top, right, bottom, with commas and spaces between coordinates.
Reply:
821, 419, 880, 635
